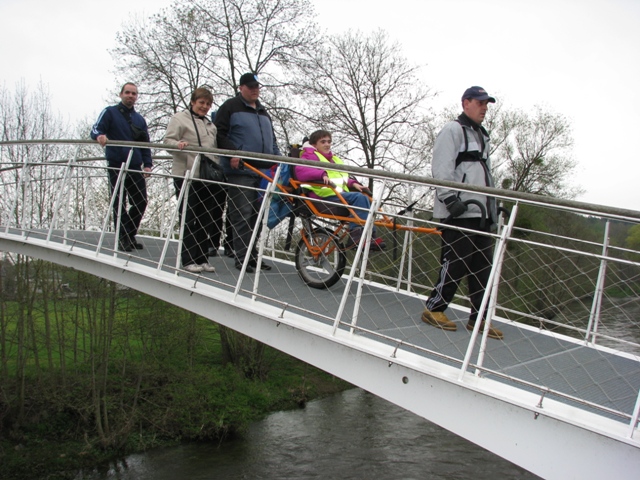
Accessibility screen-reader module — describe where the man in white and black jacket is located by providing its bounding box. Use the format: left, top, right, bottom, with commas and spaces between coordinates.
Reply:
214, 72, 281, 272
91, 82, 152, 252
421, 86, 503, 340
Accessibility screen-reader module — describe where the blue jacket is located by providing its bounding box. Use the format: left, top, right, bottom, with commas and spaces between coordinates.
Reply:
214, 94, 280, 177
90, 103, 152, 169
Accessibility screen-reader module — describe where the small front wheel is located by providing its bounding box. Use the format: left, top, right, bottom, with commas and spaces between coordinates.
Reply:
295, 228, 347, 289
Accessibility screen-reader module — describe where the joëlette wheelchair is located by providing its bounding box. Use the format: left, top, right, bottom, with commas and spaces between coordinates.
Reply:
244, 162, 441, 289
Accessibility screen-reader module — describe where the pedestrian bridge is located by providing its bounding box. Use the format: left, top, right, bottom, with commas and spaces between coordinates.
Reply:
2, 139, 640, 479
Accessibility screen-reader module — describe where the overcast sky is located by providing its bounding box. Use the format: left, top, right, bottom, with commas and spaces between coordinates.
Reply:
1, 0, 638, 211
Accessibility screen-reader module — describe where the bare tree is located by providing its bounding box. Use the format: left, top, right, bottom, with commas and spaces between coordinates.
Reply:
294, 29, 433, 185
111, 0, 321, 372
432, 100, 580, 199
0, 81, 78, 228
490, 106, 581, 198
111, 0, 319, 135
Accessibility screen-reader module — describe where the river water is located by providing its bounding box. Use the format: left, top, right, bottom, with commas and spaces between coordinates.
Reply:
76, 388, 539, 479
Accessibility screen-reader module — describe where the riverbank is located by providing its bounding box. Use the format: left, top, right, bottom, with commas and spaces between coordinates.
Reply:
0, 268, 352, 480
76, 388, 538, 480
1, 335, 351, 480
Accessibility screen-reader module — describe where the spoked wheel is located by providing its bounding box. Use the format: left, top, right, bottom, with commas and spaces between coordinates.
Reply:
295, 227, 347, 289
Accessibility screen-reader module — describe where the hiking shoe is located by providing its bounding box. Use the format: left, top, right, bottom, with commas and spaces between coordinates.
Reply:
370, 237, 386, 251
466, 322, 504, 340
345, 227, 363, 249
345, 228, 386, 251
183, 264, 204, 273
421, 309, 457, 331
200, 262, 216, 272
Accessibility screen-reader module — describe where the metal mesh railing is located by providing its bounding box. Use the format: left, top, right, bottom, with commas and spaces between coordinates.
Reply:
2, 139, 640, 429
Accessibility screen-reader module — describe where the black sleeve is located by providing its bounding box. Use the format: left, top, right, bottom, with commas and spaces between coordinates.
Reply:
213, 102, 237, 151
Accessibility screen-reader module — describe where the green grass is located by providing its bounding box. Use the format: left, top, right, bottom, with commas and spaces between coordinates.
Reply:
0, 289, 351, 480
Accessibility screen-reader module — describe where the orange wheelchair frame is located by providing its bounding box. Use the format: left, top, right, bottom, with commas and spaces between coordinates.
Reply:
245, 163, 440, 289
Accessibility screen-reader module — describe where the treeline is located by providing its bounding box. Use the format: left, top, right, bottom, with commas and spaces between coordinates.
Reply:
2, 0, 582, 210
0, 256, 350, 479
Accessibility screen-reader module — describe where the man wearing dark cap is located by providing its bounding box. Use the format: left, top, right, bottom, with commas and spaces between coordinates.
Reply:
214, 72, 281, 272
421, 86, 503, 340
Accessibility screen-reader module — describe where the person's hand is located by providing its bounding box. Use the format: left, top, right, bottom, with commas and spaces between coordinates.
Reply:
177, 141, 188, 150
143, 166, 152, 179
353, 183, 372, 194
322, 174, 336, 188
444, 196, 467, 218
96, 135, 108, 147
230, 157, 242, 169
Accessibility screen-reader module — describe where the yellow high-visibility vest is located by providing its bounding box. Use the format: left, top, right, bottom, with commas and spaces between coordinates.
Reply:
302, 151, 349, 198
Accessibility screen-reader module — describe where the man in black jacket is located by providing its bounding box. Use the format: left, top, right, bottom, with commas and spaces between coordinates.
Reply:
214, 73, 281, 272
91, 82, 152, 252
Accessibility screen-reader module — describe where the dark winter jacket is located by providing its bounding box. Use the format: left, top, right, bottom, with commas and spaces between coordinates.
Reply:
90, 103, 152, 169
213, 93, 281, 177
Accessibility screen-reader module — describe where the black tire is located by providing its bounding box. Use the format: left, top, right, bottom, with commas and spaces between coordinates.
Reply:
295, 228, 347, 289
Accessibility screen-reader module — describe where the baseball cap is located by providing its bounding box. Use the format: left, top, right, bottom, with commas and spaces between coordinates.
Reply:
239, 73, 261, 88
461, 86, 496, 103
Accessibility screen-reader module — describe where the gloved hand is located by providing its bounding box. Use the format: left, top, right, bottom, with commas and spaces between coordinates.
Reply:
444, 196, 467, 218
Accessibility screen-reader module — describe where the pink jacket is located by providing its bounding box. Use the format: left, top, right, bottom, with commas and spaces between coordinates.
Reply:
295, 146, 360, 193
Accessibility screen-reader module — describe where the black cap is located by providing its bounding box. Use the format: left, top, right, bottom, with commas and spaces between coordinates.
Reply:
239, 73, 261, 87
461, 86, 496, 103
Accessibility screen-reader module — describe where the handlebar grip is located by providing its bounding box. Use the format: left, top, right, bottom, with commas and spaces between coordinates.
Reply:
443, 199, 487, 230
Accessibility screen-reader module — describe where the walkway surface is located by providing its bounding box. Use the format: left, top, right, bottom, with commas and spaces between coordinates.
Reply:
26, 228, 640, 424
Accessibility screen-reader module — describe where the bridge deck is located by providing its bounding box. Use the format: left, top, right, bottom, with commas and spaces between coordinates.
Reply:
26, 229, 638, 425
4, 139, 640, 478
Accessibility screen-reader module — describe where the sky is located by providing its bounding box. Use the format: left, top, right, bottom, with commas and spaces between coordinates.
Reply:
0, 0, 639, 212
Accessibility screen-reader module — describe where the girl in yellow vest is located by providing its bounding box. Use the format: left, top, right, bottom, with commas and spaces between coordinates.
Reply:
294, 129, 385, 250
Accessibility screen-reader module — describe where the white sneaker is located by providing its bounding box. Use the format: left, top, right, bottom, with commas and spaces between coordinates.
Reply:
183, 264, 204, 273
200, 262, 216, 272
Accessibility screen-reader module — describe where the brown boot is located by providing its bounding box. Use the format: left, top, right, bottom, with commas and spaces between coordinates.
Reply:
466, 322, 504, 340
421, 310, 457, 331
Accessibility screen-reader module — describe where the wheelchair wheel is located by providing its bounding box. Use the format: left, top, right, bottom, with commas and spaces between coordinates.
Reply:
295, 228, 347, 289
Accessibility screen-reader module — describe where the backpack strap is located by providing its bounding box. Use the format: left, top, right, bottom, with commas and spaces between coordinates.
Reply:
454, 119, 485, 168
118, 105, 149, 142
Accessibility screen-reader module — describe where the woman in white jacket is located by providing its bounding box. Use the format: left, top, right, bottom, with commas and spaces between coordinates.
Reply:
164, 87, 226, 273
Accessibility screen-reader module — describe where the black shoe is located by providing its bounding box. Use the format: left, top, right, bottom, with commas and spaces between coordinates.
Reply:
235, 261, 255, 273
127, 235, 144, 249
225, 248, 235, 258
208, 247, 218, 257
118, 240, 133, 252
250, 260, 272, 271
